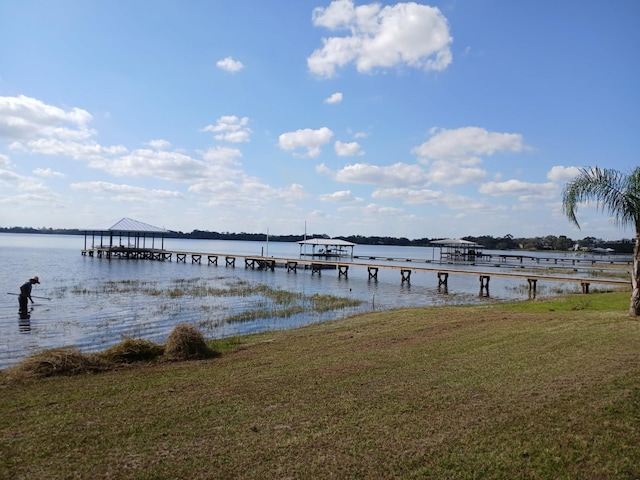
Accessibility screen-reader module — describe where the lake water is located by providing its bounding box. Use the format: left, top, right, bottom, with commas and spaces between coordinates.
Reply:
0, 233, 622, 369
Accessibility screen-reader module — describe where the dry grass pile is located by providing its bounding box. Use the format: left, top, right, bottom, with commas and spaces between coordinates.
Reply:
3, 325, 215, 380
164, 323, 215, 360
5, 348, 111, 380
100, 338, 164, 363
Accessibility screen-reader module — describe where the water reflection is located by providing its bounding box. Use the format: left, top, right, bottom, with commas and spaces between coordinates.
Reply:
19, 317, 31, 333
479, 275, 491, 298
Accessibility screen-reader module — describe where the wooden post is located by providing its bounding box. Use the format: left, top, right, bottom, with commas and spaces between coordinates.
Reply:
338, 265, 349, 277
437, 272, 449, 287
368, 267, 379, 280
527, 278, 537, 294
479, 275, 490, 296
401, 269, 411, 283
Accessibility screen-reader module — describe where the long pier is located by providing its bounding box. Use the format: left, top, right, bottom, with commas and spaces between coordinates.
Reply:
81, 246, 630, 295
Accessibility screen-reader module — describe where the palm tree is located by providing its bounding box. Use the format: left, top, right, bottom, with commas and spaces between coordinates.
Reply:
562, 166, 640, 316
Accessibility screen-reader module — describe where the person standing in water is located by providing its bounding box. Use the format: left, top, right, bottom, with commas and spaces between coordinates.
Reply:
19, 276, 40, 316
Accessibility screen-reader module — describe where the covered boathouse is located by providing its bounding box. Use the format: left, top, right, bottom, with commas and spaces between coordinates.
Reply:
298, 238, 356, 258
82, 217, 170, 259
430, 238, 484, 264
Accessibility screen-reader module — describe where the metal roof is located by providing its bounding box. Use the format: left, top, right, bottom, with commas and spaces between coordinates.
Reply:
84, 217, 169, 233
430, 238, 483, 247
298, 238, 357, 247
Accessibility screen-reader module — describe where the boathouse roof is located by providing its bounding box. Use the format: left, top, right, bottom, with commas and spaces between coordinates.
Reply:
430, 238, 483, 247
297, 238, 357, 247
83, 217, 169, 233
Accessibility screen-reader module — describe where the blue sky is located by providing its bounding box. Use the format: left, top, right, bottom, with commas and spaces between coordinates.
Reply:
0, 0, 638, 240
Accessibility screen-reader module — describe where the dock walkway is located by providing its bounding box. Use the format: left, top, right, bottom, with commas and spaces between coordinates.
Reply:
81, 246, 630, 295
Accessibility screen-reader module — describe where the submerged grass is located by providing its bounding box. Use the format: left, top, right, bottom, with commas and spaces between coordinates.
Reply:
1, 291, 638, 479
64, 277, 364, 325
222, 287, 362, 323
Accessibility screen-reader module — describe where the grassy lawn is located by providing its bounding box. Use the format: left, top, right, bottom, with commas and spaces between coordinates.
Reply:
1, 291, 638, 479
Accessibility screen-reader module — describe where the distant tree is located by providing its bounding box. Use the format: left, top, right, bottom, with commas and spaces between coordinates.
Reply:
562, 166, 640, 316
556, 235, 574, 251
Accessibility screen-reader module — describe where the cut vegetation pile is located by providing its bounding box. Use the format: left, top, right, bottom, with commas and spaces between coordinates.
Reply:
100, 338, 165, 363
3, 324, 213, 381
6, 348, 111, 379
164, 323, 215, 360
1, 292, 638, 479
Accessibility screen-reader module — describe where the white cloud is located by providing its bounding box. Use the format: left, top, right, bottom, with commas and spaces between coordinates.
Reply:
0, 95, 94, 141
427, 161, 487, 185
319, 190, 363, 203
14, 138, 128, 162
410, 126, 529, 185
278, 127, 333, 158
200, 146, 243, 166
0, 167, 61, 207
318, 161, 429, 187
202, 115, 252, 143
0, 95, 310, 214
356, 203, 404, 216
189, 179, 308, 207
216, 56, 245, 73
0, 168, 24, 186
547, 165, 580, 183
88, 148, 210, 182
71, 181, 184, 202
33, 168, 66, 178
146, 139, 172, 149
479, 179, 557, 201
334, 140, 363, 156
372, 187, 444, 205
413, 126, 528, 165
308, 0, 453, 77
0, 190, 65, 207
324, 92, 343, 104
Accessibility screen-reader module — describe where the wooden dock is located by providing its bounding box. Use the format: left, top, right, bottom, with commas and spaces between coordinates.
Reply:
81, 246, 630, 295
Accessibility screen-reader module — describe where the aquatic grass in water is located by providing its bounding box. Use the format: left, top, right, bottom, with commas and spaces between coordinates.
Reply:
307, 293, 362, 312
61, 277, 364, 326
226, 306, 306, 323
222, 286, 360, 323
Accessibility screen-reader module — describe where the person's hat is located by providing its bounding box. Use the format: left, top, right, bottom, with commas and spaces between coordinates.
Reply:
32, 276, 40, 284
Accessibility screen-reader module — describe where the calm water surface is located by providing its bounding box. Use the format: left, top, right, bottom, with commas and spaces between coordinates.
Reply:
0, 233, 611, 369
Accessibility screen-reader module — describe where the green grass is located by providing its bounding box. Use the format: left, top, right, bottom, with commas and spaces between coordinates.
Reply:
502, 289, 630, 312
1, 291, 638, 479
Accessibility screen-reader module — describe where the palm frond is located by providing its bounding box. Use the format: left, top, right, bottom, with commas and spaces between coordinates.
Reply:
562, 166, 640, 230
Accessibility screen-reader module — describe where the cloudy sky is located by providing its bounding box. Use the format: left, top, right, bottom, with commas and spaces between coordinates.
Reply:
0, 1, 637, 240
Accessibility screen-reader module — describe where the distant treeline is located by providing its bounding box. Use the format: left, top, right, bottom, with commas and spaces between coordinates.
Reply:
0, 227, 634, 253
